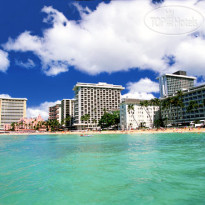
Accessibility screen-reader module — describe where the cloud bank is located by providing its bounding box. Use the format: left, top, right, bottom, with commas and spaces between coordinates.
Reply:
0, 94, 11, 98
0, 93, 60, 120
15, 59, 35, 69
0, 50, 10, 72
3, 0, 205, 77
122, 78, 159, 100
27, 100, 61, 120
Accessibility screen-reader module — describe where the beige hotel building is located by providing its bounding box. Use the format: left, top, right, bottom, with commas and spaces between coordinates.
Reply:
73, 82, 124, 130
0, 97, 27, 130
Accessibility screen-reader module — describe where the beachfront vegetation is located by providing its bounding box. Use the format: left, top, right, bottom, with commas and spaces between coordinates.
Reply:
98, 111, 120, 129
10, 122, 16, 131
45, 119, 60, 132
61, 115, 72, 128
139, 98, 160, 128
187, 100, 201, 113
127, 104, 139, 127
160, 91, 185, 126
159, 90, 205, 127
81, 114, 90, 129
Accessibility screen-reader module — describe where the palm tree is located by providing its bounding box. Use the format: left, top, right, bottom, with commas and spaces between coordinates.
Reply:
63, 116, 71, 128
187, 100, 199, 113
11, 122, 16, 131
81, 114, 90, 130
162, 98, 169, 110
127, 104, 134, 112
172, 97, 180, 120
140, 100, 153, 128
84, 114, 90, 129
127, 104, 139, 128
176, 90, 184, 121
162, 97, 173, 122
203, 99, 205, 107
81, 115, 86, 130
92, 108, 97, 129
43, 121, 49, 131
153, 98, 160, 106
38, 121, 44, 130
150, 98, 160, 106
92, 118, 97, 129
19, 121, 23, 129
176, 90, 183, 98
46, 119, 60, 132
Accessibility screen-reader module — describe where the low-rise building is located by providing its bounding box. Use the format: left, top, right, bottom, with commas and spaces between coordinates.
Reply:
120, 98, 160, 130
0, 97, 27, 130
4, 114, 44, 131
161, 84, 205, 126
158, 71, 205, 126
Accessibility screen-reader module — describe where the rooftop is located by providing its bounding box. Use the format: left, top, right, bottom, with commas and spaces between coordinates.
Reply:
73, 82, 125, 90
157, 70, 196, 80
0, 97, 27, 100
164, 73, 196, 80
121, 98, 146, 104
182, 83, 205, 93
160, 83, 205, 99
62, 99, 75, 101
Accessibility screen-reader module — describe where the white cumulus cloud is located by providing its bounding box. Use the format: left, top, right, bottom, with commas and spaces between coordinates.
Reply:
3, 0, 205, 77
0, 50, 10, 72
122, 78, 159, 100
0, 94, 11, 98
27, 100, 61, 120
15, 59, 35, 69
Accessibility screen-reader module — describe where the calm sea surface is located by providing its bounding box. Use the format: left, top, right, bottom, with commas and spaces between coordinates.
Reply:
0, 133, 205, 205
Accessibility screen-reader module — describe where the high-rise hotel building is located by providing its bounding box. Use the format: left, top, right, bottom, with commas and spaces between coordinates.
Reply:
0, 97, 27, 130
158, 71, 205, 126
61, 99, 75, 127
48, 99, 75, 127
73, 82, 124, 129
158, 71, 196, 98
48, 104, 62, 123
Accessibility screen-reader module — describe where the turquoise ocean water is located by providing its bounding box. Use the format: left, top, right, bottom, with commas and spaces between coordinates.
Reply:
0, 133, 205, 205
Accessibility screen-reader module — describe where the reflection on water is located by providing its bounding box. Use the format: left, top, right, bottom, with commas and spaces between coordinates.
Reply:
0, 133, 205, 205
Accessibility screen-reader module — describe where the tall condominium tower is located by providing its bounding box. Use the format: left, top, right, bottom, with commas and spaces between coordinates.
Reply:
0, 97, 27, 130
73, 82, 125, 130
157, 71, 196, 98
61, 99, 75, 127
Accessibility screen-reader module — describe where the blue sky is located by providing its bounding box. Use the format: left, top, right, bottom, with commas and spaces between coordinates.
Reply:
0, 0, 205, 119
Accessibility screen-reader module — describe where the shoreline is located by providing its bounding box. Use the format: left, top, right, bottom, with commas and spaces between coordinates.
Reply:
1, 128, 205, 136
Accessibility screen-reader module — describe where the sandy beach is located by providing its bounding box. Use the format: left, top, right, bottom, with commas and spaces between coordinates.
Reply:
1, 128, 205, 135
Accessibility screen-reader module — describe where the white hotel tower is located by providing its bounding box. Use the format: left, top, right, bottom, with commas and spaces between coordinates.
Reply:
73, 82, 124, 130
157, 71, 196, 98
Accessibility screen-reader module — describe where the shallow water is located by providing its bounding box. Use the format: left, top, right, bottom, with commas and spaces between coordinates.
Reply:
0, 133, 205, 205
